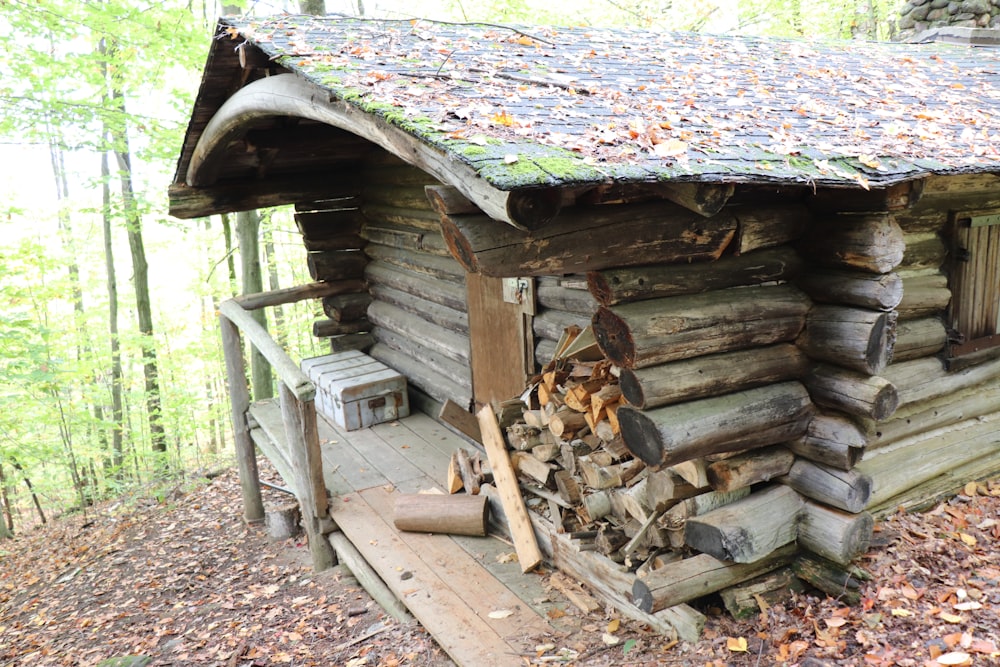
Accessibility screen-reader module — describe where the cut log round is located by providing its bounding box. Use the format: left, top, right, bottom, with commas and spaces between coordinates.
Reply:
780, 459, 872, 513
705, 446, 796, 493
619, 343, 808, 409
593, 284, 810, 369
797, 306, 897, 375
393, 493, 489, 536
587, 246, 802, 306
798, 501, 874, 566
618, 381, 813, 469
804, 364, 899, 421
307, 249, 369, 282
796, 269, 903, 311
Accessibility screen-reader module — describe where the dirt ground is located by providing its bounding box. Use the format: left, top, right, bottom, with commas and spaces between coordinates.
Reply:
1, 466, 998, 667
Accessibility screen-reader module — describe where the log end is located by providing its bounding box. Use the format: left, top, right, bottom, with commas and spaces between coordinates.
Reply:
618, 405, 667, 469
586, 271, 614, 307
871, 382, 900, 422
618, 369, 646, 409
631, 578, 654, 613
506, 189, 563, 230
439, 217, 480, 273
592, 307, 636, 368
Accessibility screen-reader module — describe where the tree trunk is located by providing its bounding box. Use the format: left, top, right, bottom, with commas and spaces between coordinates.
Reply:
0, 463, 13, 537
11, 459, 45, 525
262, 212, 287, 347
101, 145, 125, 479
298, 0, 326, 13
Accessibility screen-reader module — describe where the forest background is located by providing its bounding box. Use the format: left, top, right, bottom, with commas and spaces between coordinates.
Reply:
0, 0, 903, 539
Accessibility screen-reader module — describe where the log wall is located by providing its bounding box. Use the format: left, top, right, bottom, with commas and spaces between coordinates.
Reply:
359, 153, 474, 408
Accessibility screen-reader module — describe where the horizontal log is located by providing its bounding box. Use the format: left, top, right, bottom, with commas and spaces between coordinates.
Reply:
619, 381, 813, 469
593, 284, 810, 369
393, 493, 489, 536
361, 221, 451, 257
896, 272, 950, 320
363, 184, 435, 211
235, 280, 364, 311
620, 344, 808, 410
364, 243, 466, 283
322, 292, 372, 323
780, 459, 872, 513
792, 553, 866, 605
361, 203, 442, 232
368, 301, 469, 365
307, 250, 368, 282
328, 332, 374, 353
313, 318, 371, 338
684, 485, 803, 563
799, 213, 905, 274
733, 204, 810, 253
706, 446, 795, 493
881, 355, 1000, 409
857, 410, 1000, 508
798, 501, 873, 566
786, 413, 865, 470
890, 317, 946, 363
796, 269, 902, 311
644, 469, 707, 511
797, 306, 897, 375
369, 342, 472, 407
535, 339, 558, 366
719, 567, 803, 620
660, 182, 735, 217
364, 260, 467, 312
587, 246, 802, 306
808, 180, 924, 214
438, 200, 737, 277
803, 364, 899, 421
369, 283, 468, 334
168, 172, 361, 219
899, 231, 947, 271
372, 327, 472, 387
858, 377, 1000, 451
536, 277, 598, 315
532, 308, 590, 343
631, 543, 797, 614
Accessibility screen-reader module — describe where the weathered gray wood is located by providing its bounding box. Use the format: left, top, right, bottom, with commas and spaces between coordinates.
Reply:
896, 272, 951, 319
368, 301, 470, 365
858, 378, 1000, 451
218, 299, 315, 402
532, 308, 590, 343
369, 283, 469, 334
438, 201, 737, 277
631, 543, 797, 614
719, 568, 803, 620
328, 332, 375, 353
792, 553, 867, 605
306, 249, 368, 282
882, 355, 1000, 409
364, 260, 467, 312
890, 317, 947, 363
660, 182, 735, 217
797, 305, 897, 375
780, 459, 872, 513
619, 382, 813, 469
235, 280, 364, 311
684, 485, 803, 563
593, 284, 810, 369
644, 469, 706, 510
536, 277, 598, 314
393, 493, 489, 536
220, 314, 265, 524
424, 184, 482, 216
706, 446, 796, 493
362, 203, 442, 232
322, 292, 373, 323
808, 180, 924, 214
363, 184, 436, 211
169, 173, 361, 219
361, 221, 452, 257
328, 531, 413, 623
619, 343, 808, 409
799, 213, 905, 274
313, 318, 371, 338
588, 246, 802, 306
796, 269, 903, 311
733, 204, 810, 253
370, 342, 472, 407
364, 243, 466, 283
798, 501, 873, 566
899, 231, 948, 271
857, 410, 1000, 508
803, 364, 899, 421
786, 413, 866, 470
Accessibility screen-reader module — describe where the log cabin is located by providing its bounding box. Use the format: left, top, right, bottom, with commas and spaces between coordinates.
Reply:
170, 16, 1000, 657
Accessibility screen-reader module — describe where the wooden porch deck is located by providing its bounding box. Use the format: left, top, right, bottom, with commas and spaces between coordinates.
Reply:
247, 400, 570, 666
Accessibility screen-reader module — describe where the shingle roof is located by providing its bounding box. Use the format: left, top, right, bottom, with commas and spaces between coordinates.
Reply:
219, 15, 1000, 191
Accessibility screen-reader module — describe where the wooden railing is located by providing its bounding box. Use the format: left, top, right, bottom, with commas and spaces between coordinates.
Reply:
218, 282, 344, 571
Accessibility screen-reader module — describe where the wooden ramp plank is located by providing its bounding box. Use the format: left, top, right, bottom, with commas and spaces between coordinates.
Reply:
329, 487, 535, 666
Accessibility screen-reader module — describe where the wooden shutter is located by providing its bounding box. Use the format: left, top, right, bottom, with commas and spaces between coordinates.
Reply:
949, 211, 1000, 357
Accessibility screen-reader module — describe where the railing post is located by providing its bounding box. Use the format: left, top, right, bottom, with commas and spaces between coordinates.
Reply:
279, 382, 337, 571
220, 313, 265, 524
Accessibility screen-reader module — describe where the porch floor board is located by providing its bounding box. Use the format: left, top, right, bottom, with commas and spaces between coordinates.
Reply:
251, 401, 565, 667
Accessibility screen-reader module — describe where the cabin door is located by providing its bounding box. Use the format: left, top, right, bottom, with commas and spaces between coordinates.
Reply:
466, 273, 534, 407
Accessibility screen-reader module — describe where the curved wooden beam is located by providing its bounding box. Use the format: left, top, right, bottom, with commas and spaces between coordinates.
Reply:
187, 73, 554, 230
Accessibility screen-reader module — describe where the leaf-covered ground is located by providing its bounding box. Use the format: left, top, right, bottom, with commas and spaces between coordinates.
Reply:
2, 467, 998, 666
